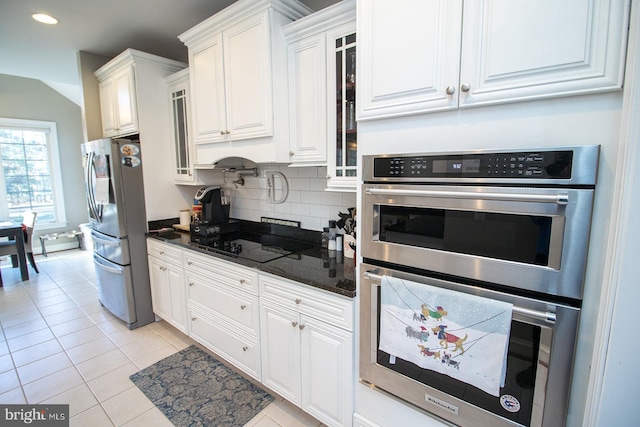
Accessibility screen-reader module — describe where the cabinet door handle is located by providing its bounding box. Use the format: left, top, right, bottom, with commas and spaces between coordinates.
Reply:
189, 282, 195, 287
445, 85, 455, 95
239, 279, 246, 284
191, 316, 197, 322
460, 83, 471, 92
299, 324, 305, 330
289, 151, 294, 156
242, 346, 248, 352
159, 251, 165, 255
240, 305, 246, 310
220, 131, 225, 135
295, 298, 302, 305
225, 130, 230, 135
187, 261, 193, 265
292, 321, 298, 328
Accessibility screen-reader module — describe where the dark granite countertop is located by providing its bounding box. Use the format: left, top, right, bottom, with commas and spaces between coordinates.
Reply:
147, 224, 356, 298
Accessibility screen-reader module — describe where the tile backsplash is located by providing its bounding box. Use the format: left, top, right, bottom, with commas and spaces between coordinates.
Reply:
218, 165, 356, 232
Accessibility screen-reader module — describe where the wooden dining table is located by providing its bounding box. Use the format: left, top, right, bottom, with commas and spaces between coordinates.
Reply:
0, 221, 29, 283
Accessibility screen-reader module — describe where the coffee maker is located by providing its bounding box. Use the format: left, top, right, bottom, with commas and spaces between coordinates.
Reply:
194, 186, 229, 224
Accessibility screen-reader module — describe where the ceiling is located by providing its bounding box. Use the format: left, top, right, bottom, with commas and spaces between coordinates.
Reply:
0, 0, 339, 105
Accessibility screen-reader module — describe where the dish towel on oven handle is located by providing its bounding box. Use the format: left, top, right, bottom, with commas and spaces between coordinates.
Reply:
378, 275, 513, 397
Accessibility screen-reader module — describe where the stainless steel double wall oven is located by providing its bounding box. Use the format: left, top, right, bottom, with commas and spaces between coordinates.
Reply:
360, 146, 599, 427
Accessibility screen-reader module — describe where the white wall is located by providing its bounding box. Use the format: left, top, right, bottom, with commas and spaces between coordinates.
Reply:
77, 51, 110, 141
0, 73, 89, 244
588, 1, 640, 424
354, 91, 624, 427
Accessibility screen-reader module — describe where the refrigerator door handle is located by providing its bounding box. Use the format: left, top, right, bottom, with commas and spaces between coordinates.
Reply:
85, 151, 103, 223
91, 230, 121, 247
93, 254, 123, 275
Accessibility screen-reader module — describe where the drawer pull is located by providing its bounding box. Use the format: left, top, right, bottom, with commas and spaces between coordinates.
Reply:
291, 321, 298, 328
191, 316, 197, 322
239, 279, 246, 284
242, 346, 248, 352
187, 261, 193, 265
299, 324, 305, 330
295, 298, 302, 305
159, 251, 165, 255
240, 305, 247, 310
189, 282, 195, 287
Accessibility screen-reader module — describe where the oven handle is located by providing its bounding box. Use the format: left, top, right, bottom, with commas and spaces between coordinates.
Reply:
365, 187, 569, 205
363, 270, 557, 323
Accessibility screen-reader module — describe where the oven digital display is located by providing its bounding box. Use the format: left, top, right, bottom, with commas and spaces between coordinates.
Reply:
372, 150, 574, 179
432, 159, 481, 174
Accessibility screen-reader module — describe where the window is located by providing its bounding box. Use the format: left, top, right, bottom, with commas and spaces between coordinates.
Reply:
0, 118, 66, 229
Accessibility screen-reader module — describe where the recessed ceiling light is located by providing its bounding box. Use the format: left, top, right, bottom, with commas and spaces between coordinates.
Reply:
32, 13, 58, 25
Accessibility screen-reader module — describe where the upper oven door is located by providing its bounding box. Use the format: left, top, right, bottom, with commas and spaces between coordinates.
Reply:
361, 184, 595, 300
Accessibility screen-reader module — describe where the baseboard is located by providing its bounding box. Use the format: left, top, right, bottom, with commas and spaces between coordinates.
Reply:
35, 241, 85, 256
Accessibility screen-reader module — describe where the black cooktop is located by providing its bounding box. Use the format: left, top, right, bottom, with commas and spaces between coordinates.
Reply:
189, 232, 313, 264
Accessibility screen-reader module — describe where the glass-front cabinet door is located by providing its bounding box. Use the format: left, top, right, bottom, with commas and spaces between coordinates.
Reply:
166, 69, 194, 183
327, 29, 357, 191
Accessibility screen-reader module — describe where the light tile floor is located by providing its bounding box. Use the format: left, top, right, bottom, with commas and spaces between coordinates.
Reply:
0, 249, 324, 427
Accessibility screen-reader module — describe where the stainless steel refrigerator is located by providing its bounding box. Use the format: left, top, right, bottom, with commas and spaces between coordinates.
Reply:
81, 137, 154, 329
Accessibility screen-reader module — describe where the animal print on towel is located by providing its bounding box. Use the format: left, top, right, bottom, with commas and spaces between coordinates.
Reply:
378, 275, 512, 397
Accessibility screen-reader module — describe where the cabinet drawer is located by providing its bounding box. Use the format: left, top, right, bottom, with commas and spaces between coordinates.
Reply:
260, 274, 354, 331
183, 250, 259, 295
147, 239, 182, 264
188, 306, 261, 381
186, 272, 259, 338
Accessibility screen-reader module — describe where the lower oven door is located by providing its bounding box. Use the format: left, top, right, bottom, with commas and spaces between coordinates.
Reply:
359, 262, 579, 427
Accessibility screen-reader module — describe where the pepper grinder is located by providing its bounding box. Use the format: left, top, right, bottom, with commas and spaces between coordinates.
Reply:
328, 220, 337, 251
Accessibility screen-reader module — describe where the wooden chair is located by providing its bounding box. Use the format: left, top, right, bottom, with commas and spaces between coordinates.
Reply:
0, 211, 39, 285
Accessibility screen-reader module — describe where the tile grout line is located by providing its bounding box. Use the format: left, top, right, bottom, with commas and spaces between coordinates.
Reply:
18, 257, 104, 407
0, 290, 29, 405
3, 254, 116, 424
36, 255, 123, 425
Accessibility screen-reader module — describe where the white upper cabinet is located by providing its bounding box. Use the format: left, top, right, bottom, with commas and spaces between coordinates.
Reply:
283, 0, 357, 190
224, 13, 273, 141
189, 14, 272, 145
190, 34, 227, 144
357, 0, 462, 119
179, 0, 312, 166
285, 31, 328, 166
357, 0, 630, 120
166, 69, 198, 184
459, 0, 630, 107
284, 0, 356, 167
95, 49, 186, 138
98, 65, 138, 137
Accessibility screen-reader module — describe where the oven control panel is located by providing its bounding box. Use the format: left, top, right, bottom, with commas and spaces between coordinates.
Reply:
372, 150, 574, 179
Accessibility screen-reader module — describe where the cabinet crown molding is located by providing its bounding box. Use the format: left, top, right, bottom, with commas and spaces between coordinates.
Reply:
95, 48, 186, 80
165, 67, 190, 84
179, 0, 312, 47
283, 0, 355, 41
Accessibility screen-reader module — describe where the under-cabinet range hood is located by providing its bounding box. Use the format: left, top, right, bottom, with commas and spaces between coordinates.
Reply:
194, 156, 257, 170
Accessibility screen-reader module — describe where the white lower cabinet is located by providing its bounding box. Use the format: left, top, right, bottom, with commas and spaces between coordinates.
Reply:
184, 250, 261, 381
147, 240, 188, 333
260, 274, 354, 427
188, 305, 261, 380
147, 238, 355, 426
